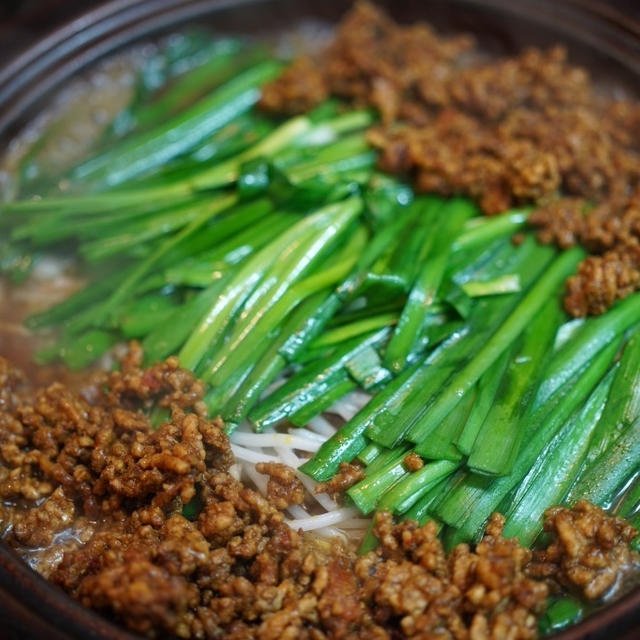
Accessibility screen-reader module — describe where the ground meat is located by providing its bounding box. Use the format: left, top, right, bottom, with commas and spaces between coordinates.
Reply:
79, 555, 196, 637
99, 343, 207, 415
354, 512, 547, 640
259, 56, 329, 115
1, 352, 638, 639
527, 500, 639, 601
314, 461, 365, 497
11, 486, 75, 548
563, 249, 640, 316
403, 452, 424, 472
259, 1, 472, 124
532, 190, 640, 315
260, 1, 640, 316
0, 357, 24, 412
256, 462, 305, 509
528, 198, 587, 249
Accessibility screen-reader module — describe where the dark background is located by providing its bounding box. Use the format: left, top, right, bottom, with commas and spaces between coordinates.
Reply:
1, 0, 639, 65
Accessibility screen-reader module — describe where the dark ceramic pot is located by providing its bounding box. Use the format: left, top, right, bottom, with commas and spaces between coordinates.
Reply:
0, 1, 639, 638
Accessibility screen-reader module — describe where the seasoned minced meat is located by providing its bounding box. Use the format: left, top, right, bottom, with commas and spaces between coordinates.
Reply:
532, 190, 640, 315
527, 500, 640, 600
260, 0, 472, 124
11, 486, 75, 548
260, 1, 640, 316
356, 512, 547, 640
1, 352, 638, 638
0, 357, 23, 411
259, 56, 329, 115
255, 461, 305, 509
100, 341, 207, 414
403, 452, 424, 472
314, 461, 365, 497
563, 249, 640, 316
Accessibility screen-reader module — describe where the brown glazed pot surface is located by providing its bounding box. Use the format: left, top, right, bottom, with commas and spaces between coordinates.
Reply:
0, 1, 639, 638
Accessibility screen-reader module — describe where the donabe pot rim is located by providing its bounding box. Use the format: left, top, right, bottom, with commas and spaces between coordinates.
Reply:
0, 0, 639, 638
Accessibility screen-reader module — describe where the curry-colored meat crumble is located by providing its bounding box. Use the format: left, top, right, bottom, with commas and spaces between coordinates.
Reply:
260, 1, 640, 317
1, 352, 637, 639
